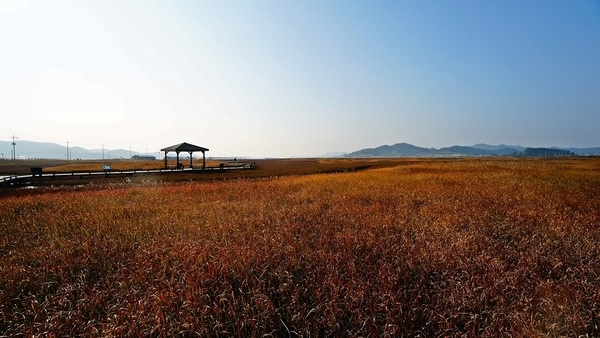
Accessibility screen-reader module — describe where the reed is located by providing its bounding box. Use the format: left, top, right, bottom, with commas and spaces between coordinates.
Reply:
1, 158, 599, 336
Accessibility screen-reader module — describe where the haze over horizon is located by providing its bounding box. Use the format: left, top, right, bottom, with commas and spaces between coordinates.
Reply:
2, 1, 599, 158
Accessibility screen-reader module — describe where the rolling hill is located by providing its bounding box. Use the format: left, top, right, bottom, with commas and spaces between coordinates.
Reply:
346, 143, 599, 158
0, 140, 144, 160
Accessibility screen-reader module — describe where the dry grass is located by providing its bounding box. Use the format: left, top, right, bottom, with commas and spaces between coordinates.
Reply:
0, 158, 405, 188
1, 158, 599, 336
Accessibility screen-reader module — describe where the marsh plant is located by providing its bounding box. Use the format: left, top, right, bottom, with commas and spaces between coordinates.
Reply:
1, 159, 599, 336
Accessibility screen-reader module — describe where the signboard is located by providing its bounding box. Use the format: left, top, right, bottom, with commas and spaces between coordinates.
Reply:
102, 165, 111, 171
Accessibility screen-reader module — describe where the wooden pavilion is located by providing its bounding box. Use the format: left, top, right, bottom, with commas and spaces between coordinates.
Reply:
160, 142, 209, 169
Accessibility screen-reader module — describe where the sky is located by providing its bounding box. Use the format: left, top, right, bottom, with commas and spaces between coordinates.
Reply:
1, 0, 599, 158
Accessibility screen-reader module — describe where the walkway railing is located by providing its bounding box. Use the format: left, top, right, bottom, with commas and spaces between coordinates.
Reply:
0, 162, 256, 187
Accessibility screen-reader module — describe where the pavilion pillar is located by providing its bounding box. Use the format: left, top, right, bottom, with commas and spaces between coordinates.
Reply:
189, 151, 193, 168
164, 151, 168, 169
202, 151, 206, 169
176, 151, 180, 169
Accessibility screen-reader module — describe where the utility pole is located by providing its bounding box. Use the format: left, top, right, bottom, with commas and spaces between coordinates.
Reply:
102, 144, 105, 160
11, 135, 17, 160
66, 140, 70, 160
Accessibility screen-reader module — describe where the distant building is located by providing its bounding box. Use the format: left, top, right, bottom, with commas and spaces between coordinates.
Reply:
132, 155, 156, 160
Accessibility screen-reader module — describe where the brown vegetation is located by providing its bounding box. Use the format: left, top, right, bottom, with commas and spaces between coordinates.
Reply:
0, 158, 404, 188
1, 158, 599, 336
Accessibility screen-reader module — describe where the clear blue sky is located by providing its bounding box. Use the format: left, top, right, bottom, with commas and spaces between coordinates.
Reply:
1, 0, 599, 157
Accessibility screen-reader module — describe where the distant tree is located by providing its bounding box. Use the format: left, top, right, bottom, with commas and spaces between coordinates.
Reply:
522, 148, 574, 157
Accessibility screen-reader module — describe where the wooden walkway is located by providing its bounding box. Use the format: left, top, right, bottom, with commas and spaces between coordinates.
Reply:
0, 163, 256, 188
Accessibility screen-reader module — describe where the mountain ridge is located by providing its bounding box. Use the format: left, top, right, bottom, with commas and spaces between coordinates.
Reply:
2, 140, 600, 159
0, 140, 150, 160
346, 143, 600, 157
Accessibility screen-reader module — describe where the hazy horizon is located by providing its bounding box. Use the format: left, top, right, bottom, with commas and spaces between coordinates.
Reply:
2, 1, 599, 158
3, 139, 600, 161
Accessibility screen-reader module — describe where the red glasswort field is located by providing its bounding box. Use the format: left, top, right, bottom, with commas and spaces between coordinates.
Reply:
1, 158, 599, 336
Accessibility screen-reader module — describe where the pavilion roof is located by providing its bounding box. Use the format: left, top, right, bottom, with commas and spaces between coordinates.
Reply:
160, 142, 209, 152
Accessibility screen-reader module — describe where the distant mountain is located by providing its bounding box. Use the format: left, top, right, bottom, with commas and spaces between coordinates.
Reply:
2, 140, 598, 160
346, 143, 521, 157
315, 151, 348, 158
346, 142, 596, 158
472, 143, 526, 152
561, 147, 600, 155
347, 143, 435, 157
0, 140, 154, 160
475, 144, 600, 156
437, 145, 493, 156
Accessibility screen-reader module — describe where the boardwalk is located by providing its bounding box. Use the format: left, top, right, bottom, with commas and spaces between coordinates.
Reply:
0, 163, 255, 188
